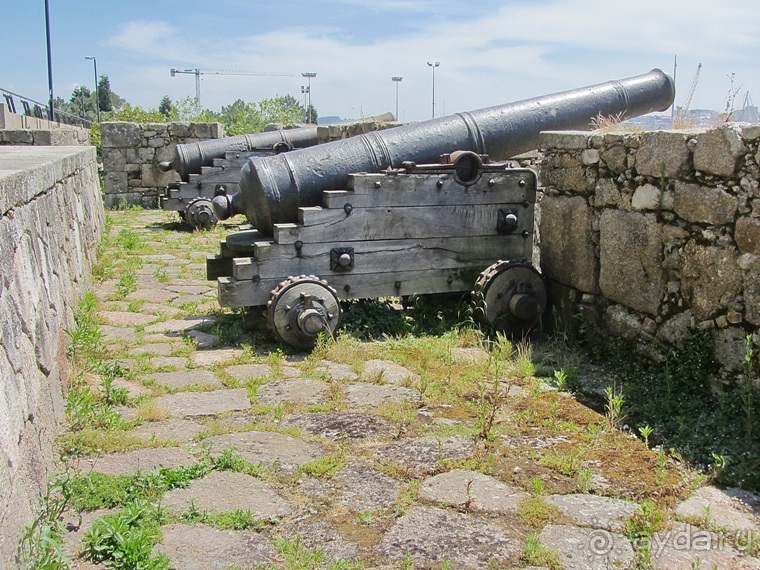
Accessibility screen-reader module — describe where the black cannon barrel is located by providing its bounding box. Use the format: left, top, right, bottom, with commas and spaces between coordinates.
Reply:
159, 127, 320, 181
221, 69, 674, 235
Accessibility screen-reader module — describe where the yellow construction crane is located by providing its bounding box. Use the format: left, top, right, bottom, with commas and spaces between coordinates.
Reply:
170, 68, 293, 111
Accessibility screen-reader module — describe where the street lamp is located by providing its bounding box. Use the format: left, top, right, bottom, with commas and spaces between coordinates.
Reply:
426, 61, 439, 119
85, 56, 100, 123
44, 0, 54, 121
301, 72, 316, 123
300, 84, 309, 123
391, 76, 402, 121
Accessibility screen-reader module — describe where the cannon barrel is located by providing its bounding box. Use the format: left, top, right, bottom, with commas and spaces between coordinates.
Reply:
159, 112, 397, 181
158, 127, 320, 181
219, 69, 674, 235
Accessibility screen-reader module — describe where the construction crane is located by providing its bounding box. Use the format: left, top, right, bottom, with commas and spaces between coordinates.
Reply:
169, 68, 293, 112
683, 63, 702, 112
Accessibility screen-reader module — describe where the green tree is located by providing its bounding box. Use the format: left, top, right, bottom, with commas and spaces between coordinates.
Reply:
97, 75, 114, 112
158, 95, 174, 119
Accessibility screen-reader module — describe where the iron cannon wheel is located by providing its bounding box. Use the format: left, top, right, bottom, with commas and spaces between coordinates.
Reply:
473, 260, 548, 336
266, 275, 342, 349
184, 197, 217, 231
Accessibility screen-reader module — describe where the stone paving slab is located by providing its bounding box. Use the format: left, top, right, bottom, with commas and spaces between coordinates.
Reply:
143, 315, 216, 334
151, 356, 189, 369
331, 462, 403, 512
314, 360, 358, 381
419, 469, 529, 514
186, 329, 217, 348
147, 370, 222, 390
162, 471, 293, 519
223, 363, 273, 382
83, 447, 198, 476
282, 412, 395, 440
361, 359, 420, 385
202, 430, 325, 473
100, 325, 137, 343
131, 342, 177, 356
155, 524, 281, 569
100, 311, 157, 327
130, 418, 206, 444
676, 486, 760, 532
154, 388, 250, 417
375, 506, 520, 568
125, 289, 179, 303
650, 523, 760, 569
190, 348, 244, 367
539, 524, 635, 570
374, 436, 477, 476
543, 493, 641, 531
256, 378, 330, 406
277, 519, 359, 562
112, 378, 153, 399
344, 382, 420, 408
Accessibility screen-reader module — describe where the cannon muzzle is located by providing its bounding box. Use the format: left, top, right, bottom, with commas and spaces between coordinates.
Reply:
224, 69, 674, 235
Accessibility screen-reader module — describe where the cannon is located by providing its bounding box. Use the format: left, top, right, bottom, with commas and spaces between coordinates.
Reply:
206, 69, 674, 349
158, 114, 395, 229
214, 69, 674, 235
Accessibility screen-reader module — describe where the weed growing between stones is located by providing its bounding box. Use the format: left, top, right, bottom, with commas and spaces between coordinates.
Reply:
522, 530, 562, 569
269, 535, 365, 570
16, 471, 73, 570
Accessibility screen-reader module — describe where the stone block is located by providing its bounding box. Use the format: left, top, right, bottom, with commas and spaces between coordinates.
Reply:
103, 170, 127, 195
541, 153, 588, 193
632, 183, 664, 211
634, 130, 691, 178
745, 267, 760, 326
599, 210, 663, 316
104, 192, 142, 209
736, 216, 760, 255
5, 130, 34, 144
139, 147, 155, 162
102, 148, 127, 172
170, 122, 191, 139
673, 181, 737, 225
147, 137, 165, 148
539, 131, 589, 150
539, 195, 598, 293
600, 144, 627, 173
693, 124, 746, 177
681, 241, 742, 320
595, 178, 621, 207
141, 163, 178, 187
581, 148, 600, 165
101, 122, 141, 148
713, 327, 749, 374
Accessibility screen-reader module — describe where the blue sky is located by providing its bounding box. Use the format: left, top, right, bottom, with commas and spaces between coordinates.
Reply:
3, 0, 759, 122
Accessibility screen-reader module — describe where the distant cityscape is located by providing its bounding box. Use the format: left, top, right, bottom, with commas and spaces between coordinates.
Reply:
627, 102, 759, 129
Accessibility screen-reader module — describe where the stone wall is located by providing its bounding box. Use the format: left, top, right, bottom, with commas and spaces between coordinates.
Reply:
0, 146, 104, 566
100, 118, 400, 210
101, 121, 225, 209
0, 103, 90, 146
539, 124, 759, 387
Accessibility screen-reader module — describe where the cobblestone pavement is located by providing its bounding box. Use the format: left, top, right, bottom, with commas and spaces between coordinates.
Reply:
62, 211, 760, 569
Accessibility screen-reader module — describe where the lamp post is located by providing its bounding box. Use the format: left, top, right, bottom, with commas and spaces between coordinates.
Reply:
426, 62, 439, 119
85, 56, 100, 123
300, 84, 309, 123
44, 0, 54, 121
301, 72, 316, 123
391, 76, 402, 121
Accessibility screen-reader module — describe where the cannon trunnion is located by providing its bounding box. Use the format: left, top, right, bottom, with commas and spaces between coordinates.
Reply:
207, 152, 547, 348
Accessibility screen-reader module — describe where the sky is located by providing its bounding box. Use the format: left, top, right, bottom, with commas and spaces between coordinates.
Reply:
2, 0, 759, 123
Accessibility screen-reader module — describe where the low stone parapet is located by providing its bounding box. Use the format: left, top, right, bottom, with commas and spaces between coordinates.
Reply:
539, 124, 760, 386
0, 146, 104, 567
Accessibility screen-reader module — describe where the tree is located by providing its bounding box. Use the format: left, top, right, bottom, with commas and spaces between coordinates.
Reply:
158, 95, 174, 118
97, 75, 114, 112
